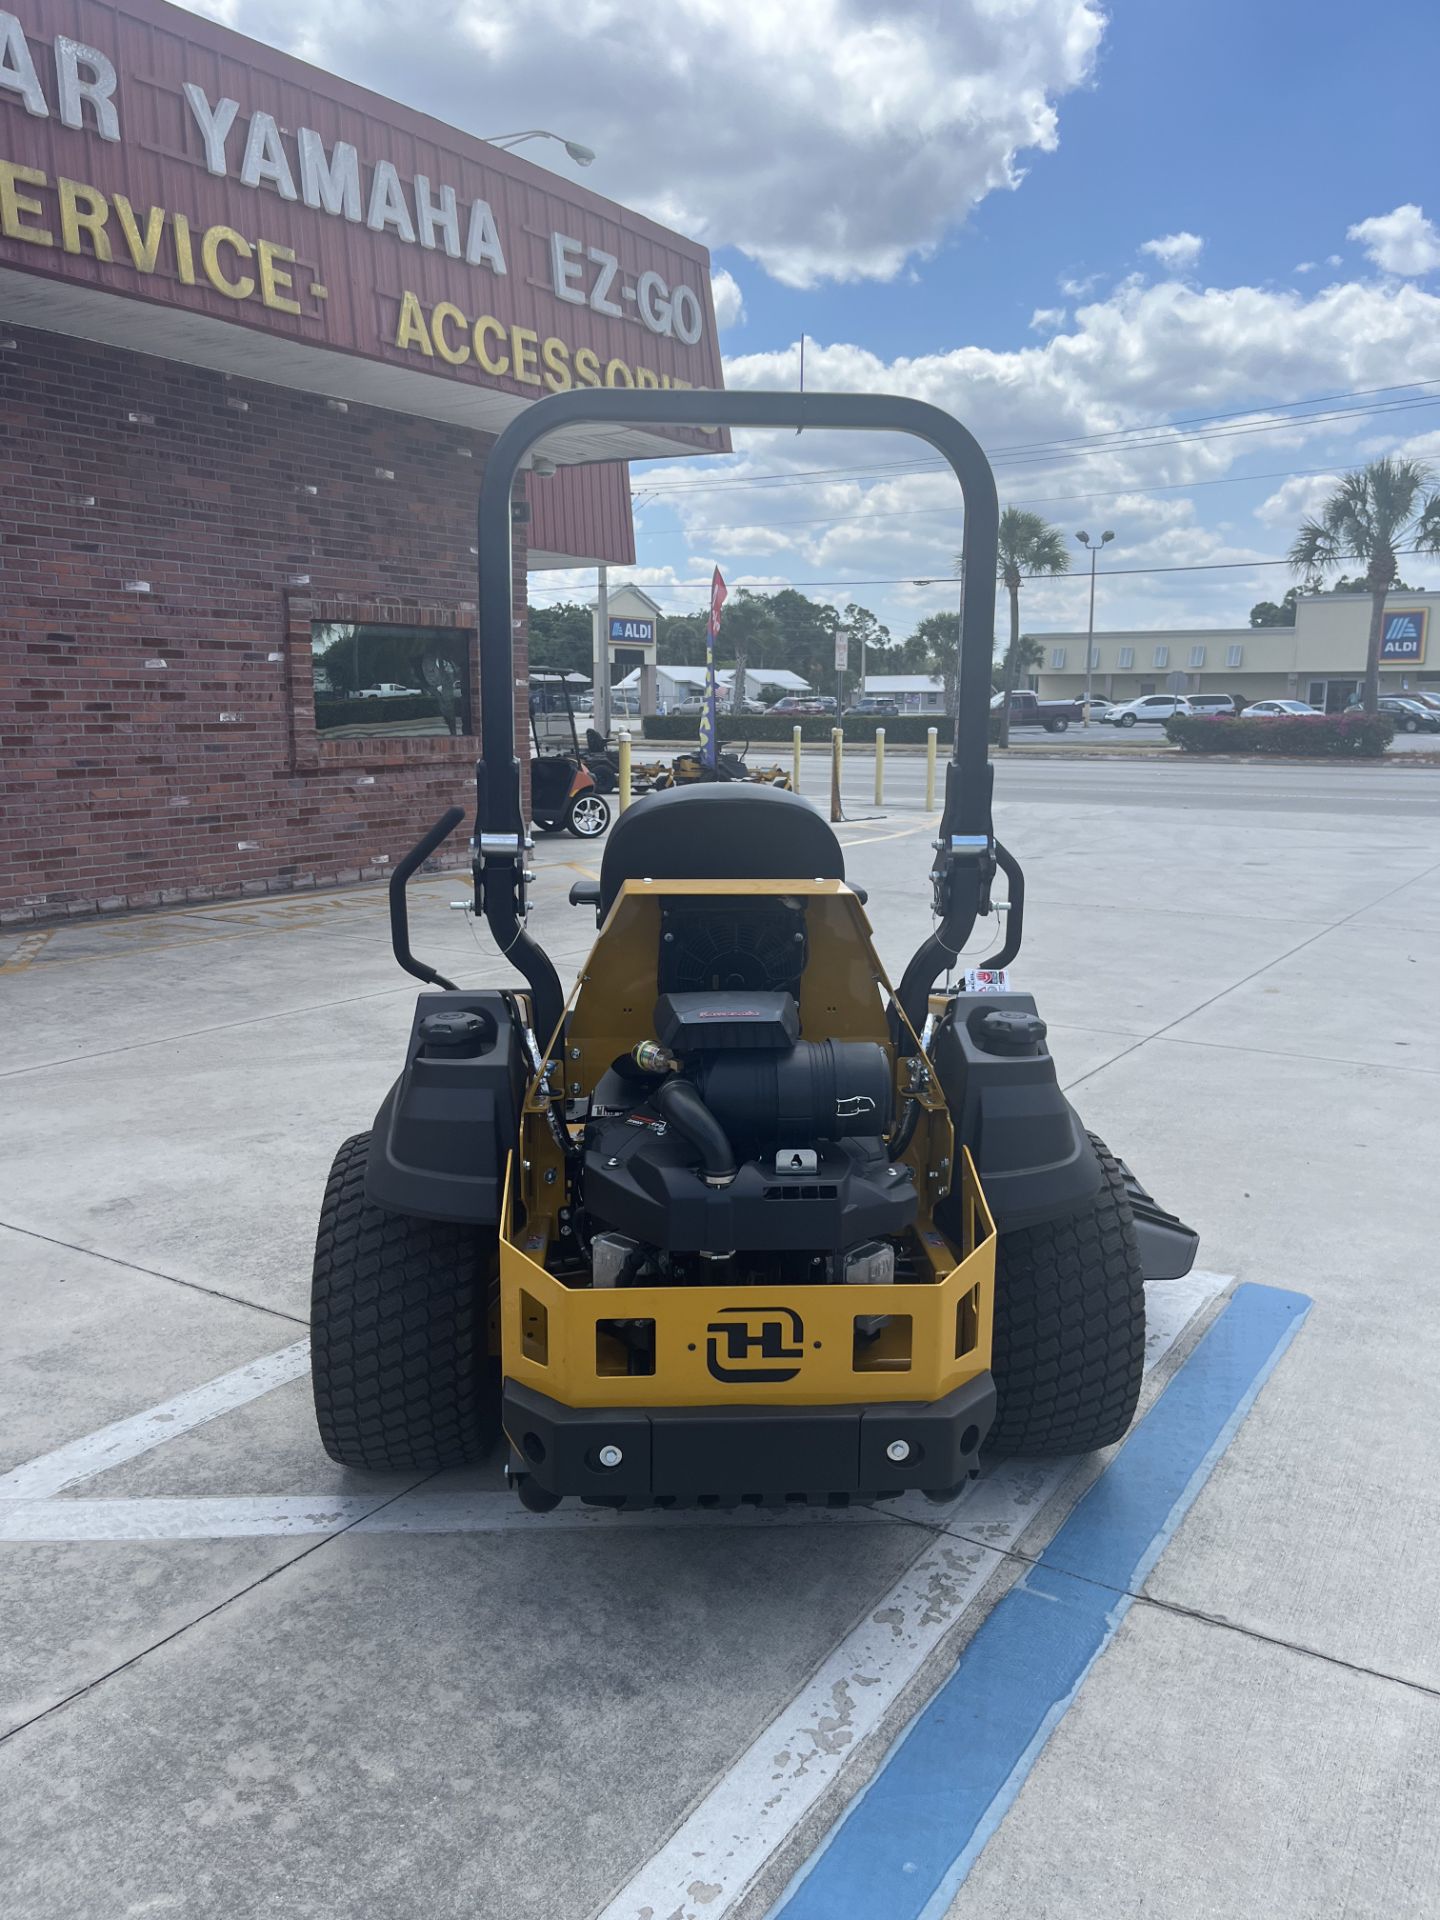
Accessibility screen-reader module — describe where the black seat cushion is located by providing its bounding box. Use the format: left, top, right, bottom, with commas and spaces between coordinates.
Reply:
599, 783, 845, 913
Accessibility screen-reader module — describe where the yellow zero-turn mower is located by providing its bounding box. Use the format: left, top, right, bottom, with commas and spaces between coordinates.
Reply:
309, 391, 1197, 1511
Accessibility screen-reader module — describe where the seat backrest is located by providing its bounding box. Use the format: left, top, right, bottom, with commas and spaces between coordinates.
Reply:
598, 782, 845, 913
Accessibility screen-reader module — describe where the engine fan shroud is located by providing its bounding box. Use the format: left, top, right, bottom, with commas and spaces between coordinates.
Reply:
657, 899, 808, 999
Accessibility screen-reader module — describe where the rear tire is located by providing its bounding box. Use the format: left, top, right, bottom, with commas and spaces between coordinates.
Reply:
311, 1132, 499, 1471
987, 1133, 1145, 1457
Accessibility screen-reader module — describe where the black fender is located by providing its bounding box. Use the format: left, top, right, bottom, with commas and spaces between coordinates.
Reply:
930, 992, 1100, 1233
930, 990, 1197, 1279
364, 990, 526, 1223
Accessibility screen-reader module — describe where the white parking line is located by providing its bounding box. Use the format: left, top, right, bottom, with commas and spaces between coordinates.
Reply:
0, 1492, 910, 1542
0, 1342, 311, 1499
591, 1270, 1227, 1920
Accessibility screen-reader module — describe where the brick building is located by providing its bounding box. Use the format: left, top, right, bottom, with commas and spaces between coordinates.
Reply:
0, 0, 721, 921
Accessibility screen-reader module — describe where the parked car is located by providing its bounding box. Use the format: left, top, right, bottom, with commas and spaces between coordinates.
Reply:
1405, 690, 1440, 716
769, 694, 826, 715
1104, 693, 1193, 727
843, 698, 900, 717
1078, 696, 1116, 719
357, 682, 421, 698
1187, 694, 1239, 715
1245, 699, 1321, 717
1373, 697, 1440, 733
670, 694, 767, 716
990, 689, 1084, 732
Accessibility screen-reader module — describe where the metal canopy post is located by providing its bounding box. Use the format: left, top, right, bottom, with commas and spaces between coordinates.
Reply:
474, 390, 1002, 1044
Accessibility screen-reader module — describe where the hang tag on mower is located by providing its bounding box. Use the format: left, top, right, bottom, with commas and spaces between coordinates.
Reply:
964, 968, 1012, 993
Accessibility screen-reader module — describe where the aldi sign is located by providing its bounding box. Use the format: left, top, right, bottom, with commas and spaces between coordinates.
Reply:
1379, 609, 1428, 664
609, 618, 655, 646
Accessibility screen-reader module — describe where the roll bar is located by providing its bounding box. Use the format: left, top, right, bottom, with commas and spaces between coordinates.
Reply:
472, 390, 1003, 1047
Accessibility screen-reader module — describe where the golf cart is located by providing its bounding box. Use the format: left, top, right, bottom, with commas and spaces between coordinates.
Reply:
309, 389, 1197, 1512
528, 669, 611, 837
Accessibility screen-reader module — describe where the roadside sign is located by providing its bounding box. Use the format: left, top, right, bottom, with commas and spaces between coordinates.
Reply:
834, 636, 849, 672
609, 617, 655, 646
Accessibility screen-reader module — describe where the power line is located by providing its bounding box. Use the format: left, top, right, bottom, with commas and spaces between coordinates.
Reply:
527, 545, 1440, 598
629, 458, 1371, 542
630, 378, 1440, 499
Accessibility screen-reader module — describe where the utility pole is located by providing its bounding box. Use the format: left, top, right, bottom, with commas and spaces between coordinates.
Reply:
1075, 529, 1114, 728
595, 565, 611, 737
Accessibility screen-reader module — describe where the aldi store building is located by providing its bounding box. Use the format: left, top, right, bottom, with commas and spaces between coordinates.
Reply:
0, 0, 722, 922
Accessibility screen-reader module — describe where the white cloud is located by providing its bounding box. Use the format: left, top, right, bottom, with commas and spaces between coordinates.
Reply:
198, 0, 1104, 286
1347, 204, 1440, 277
1253, 472, 1342, 528
1140, 231, 1204, 271
1294, 261, 1316, 275
1060, 272, 1102, 297
710, 268, 746, 330
1029, 306, 1067, 332
626, 274, 1440, 631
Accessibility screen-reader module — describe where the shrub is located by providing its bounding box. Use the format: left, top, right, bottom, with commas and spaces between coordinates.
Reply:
1164, 713, 1395, 757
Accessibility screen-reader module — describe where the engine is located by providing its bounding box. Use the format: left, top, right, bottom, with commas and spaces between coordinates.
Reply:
579, 981, 916, 1293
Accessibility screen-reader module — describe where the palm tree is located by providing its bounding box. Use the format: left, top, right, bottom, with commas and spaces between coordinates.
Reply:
1289, 459, 1440, 714
976, 509, 1071, 748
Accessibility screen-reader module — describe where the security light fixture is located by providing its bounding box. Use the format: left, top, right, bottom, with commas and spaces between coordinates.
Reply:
483, 130, 596, 166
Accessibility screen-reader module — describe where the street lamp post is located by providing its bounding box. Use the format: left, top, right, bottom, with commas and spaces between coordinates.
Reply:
1074, 530, 1114, 728
481, 130, 596, 166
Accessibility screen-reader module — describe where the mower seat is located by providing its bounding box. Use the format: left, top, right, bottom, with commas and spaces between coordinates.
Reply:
595, 783, 846, 917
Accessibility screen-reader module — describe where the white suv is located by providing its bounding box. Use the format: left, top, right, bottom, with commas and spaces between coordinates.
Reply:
1105, 694, 1192, 728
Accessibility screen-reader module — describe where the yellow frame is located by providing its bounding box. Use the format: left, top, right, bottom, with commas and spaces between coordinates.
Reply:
499, 878, 996, 1411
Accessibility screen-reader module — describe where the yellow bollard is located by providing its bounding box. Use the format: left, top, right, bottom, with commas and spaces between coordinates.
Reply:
618, 730, 632, 812
829, 727, 843, 822
874, 727, 885, 805
925, 726, 938, 811
792, 724, 803, 793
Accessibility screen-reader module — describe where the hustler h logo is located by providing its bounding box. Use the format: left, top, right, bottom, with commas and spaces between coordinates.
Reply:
705, 1306, 805, 1383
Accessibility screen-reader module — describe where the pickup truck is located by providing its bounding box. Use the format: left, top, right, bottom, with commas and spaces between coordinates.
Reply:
990, 689, 1083, 732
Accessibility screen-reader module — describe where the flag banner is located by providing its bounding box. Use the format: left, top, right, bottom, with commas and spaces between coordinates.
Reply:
700, 567, 728, 770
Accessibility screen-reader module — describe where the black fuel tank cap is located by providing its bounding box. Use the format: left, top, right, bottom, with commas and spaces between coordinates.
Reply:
419, 1009, 496, 1056
975, 1009, 1048, 1056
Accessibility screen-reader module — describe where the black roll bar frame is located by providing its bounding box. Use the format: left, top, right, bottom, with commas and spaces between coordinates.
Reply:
472, 389, 1006, 1046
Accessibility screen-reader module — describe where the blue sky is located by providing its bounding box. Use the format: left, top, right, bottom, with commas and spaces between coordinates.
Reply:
204, 0, 1440, 643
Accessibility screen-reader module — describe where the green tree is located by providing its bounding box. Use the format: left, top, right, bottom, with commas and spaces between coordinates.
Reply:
1249, 587, 1299, 627
722, 591, 781, 709
985, 508, 1070, 748
527, 601, 594, 676
1289, 459, 1440, 713
908, 612, 962, 714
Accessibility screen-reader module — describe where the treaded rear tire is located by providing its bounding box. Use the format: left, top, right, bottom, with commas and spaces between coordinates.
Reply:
311, 1132, 498, 1471
987, 1132, 1145, 1457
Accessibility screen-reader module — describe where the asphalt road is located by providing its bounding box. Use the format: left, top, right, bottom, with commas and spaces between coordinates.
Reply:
792, 745, 1440, 818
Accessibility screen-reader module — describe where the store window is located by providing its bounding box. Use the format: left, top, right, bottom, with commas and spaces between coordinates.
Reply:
1153, 645, 1169, 668
1117, 646, 1135, 669
1188, 644, 1207, 668
311, 623, 473, 737
1227, 644, 1245, 668
1049, 647, 1067, 669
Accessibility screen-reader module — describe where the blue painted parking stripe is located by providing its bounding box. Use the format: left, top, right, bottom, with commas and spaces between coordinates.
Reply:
770, 1281, 1311, 1920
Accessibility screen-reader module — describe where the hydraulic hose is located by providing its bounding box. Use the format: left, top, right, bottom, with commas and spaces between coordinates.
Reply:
651, 1078, 737, 1188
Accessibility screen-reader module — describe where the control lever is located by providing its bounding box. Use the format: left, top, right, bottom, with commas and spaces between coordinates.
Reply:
389, 806, 464, 990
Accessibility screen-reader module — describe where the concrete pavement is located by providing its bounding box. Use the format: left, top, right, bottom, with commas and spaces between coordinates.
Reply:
2, 755, 1439, 1919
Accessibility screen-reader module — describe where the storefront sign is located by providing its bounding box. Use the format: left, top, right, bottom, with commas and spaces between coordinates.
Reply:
0, 3, 721, 404
1379, 609, 1428, 664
